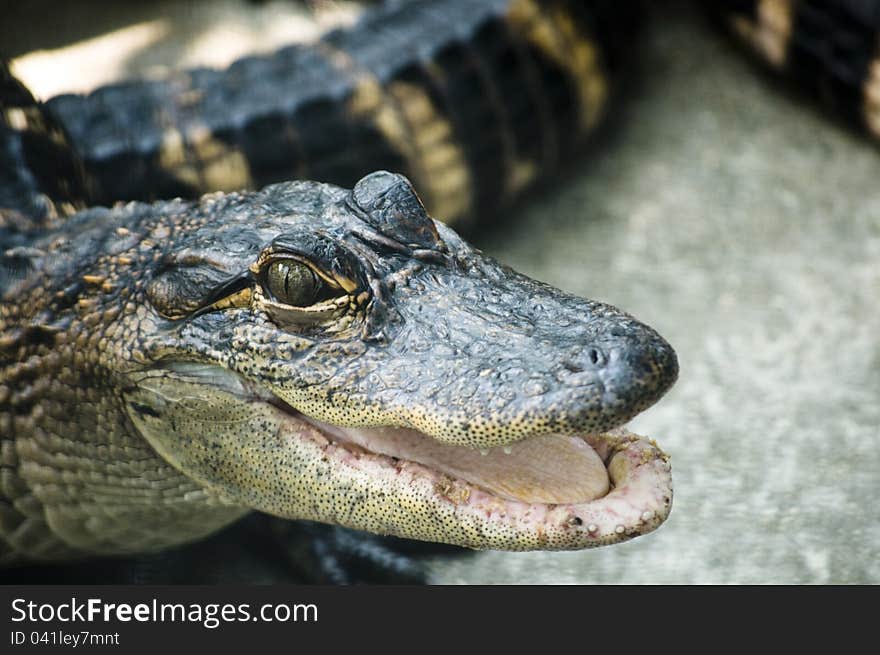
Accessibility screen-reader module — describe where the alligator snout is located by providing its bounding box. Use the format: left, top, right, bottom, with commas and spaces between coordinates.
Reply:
598, 329, 679, 419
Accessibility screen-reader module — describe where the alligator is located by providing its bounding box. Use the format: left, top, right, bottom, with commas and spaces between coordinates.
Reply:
0, 0, 681, 581
0, 169, 677, 563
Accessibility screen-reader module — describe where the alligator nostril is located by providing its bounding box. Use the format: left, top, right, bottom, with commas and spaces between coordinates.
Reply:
563, 347, 605, 373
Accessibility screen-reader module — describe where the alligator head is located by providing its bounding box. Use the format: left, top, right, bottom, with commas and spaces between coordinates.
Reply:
116, 171, 678, 550
6, 171, 676, 554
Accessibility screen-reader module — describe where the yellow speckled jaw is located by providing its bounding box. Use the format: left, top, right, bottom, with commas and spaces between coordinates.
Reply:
124, 365, 671, 551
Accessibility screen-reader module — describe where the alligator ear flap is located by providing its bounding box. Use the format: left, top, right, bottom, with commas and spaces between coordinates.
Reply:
147, 267, 250, 320
350, 171, 442, 250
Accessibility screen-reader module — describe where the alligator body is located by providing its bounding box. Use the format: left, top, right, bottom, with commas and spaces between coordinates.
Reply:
43, 0, 637, 227
717, 0, 880, 139
1, 0, 678, 574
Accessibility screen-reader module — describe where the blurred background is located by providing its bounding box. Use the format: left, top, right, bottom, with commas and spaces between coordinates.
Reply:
5, 0, 878, 583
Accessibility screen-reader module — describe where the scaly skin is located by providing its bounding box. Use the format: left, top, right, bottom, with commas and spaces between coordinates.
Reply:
0, 171, 677, 562
43, 0, 639, 226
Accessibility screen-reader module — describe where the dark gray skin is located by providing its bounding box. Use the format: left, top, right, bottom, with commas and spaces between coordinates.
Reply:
0, 171, 677, 560
142, 173, 674, 444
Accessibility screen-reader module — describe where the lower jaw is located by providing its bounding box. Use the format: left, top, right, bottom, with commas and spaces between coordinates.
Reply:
274, 413, 673, 551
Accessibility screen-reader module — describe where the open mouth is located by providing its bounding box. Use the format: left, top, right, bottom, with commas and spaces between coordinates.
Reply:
131, 363, 672, 551
264, 392, 673, 550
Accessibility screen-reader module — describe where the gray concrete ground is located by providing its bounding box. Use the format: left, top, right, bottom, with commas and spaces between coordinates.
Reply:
7, 2, 879, 583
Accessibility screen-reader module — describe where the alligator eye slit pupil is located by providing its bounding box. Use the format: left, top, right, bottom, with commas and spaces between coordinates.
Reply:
265, 259, 333, 307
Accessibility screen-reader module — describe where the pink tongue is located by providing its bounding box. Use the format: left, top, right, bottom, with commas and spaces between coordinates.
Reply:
329, 426, 610, 504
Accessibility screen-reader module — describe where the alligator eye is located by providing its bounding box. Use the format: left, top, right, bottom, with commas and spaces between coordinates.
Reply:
264, 259, 336, 307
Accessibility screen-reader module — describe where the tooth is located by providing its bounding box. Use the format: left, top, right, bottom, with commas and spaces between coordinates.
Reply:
502, 446, 512, 455
479, 449, 489, 457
